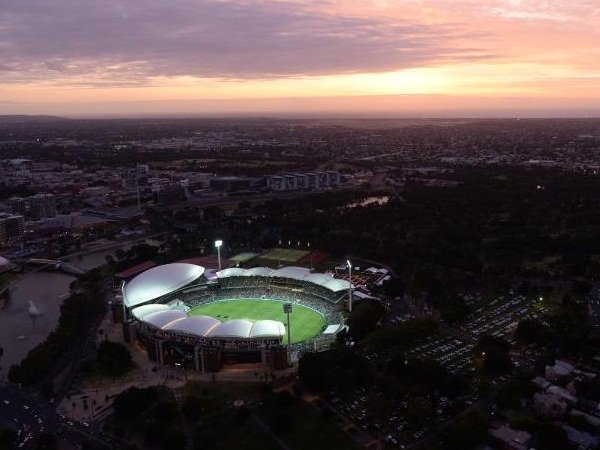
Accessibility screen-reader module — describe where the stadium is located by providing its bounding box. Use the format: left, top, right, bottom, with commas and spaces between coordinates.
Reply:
120, 262, 351, 372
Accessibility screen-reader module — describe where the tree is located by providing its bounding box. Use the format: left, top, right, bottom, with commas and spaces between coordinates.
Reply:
96, 341, 132, 377
41, 380, 54, 399
476, 335, 512, 375
515, 319, 548, 344
113, 387, 157, 419
362, 319, 438, 351
406, 396, 433, 427
442, 413, 489, 450
181, 396, 204, 421
298, 348, 369, 392
0, 425, 17, 449
269, 411, 293, 432
346, 300, 385, 341
534, 423, 569, 450
381, 278, 405, 298
439, 295, 470, 324
365, 393, 392, 422
151, 401, 179, 422
495, 380, 536, 408
34, 432, 58, 450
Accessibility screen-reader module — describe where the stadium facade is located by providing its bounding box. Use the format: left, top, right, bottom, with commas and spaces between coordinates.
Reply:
119, 263, 350, 372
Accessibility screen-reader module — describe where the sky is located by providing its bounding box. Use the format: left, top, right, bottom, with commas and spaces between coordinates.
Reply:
0, 0, 599, 117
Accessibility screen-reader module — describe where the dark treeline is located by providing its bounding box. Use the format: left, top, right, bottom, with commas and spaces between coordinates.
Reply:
250, 166, 600, 288
142, 165, 600, 294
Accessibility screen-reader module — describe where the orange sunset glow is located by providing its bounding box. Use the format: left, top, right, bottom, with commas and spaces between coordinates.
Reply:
0, 0, 598, 116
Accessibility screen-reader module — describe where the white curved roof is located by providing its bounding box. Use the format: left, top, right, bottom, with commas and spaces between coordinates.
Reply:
0, 256, 10, 267
304, 273, 333, 285
163, 316, 220, 337
131, 304, 171, 320
271, 266, 311, 280
244, 267, 273, 277
123, 263, 205, 307
250, 320, 286, 338
216, 267, 246, 278
322, 278, 353, 292
143, 310, 187, 329
208, 319, 254, 338
215, 265, 353, 292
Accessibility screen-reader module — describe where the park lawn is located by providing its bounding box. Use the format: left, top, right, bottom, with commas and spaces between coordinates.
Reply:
257, 394, 363, 450
261, 247, 310, 262
188, 299, 325, 344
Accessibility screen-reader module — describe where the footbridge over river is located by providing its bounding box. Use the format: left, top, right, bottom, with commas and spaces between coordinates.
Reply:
14, 258, 87, 276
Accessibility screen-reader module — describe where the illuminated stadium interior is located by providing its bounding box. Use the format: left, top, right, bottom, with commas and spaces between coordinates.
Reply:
121, 262, 350, 371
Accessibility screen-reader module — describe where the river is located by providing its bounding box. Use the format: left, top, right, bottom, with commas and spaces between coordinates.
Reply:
0, 239, 161, 379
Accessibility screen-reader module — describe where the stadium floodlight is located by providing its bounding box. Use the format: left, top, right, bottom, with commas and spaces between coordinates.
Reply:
346, 260, 353, 313
215, 239, 223, 270
283, 303, 292, 366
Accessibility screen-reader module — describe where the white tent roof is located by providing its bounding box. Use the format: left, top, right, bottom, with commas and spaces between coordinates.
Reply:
135, 313, 286, 340
216, 267, 246, 278
303, 273, 333, 285
0, 256, 10, 267
250, 320, 286, 338
322, 278, 353, 292
208, 319, 253, 338
244, 267, 272, 276
123, 263, 205, 307
163, 316, 220, 337
271, 266, 311, 280
131, 304, 171, 320
143, 310, 187, 329
323, 324, 342, 334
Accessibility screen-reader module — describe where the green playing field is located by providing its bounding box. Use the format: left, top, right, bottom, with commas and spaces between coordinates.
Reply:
261, 247, 310, 262
188, 299, 325, 344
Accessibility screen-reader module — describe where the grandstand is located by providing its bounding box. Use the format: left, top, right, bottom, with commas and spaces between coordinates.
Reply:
119, 262, 351, 373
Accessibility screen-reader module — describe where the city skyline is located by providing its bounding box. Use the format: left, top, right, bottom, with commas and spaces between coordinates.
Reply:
1, 0, 599, 117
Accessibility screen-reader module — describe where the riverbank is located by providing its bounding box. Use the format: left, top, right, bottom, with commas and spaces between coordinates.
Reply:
0, 233, 165, 378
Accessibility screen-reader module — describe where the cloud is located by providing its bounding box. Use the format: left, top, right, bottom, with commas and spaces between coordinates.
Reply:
0, 0, 486, 86
487, 0, 600, 22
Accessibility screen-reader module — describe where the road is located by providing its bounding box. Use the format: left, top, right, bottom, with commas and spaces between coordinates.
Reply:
153, 188, 357, 213
0, 383, 113, 449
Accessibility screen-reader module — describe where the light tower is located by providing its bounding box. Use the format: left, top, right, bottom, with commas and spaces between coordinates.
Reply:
346, 259, 353, 312
215, 239, 223, 270
283, 303, 292, 366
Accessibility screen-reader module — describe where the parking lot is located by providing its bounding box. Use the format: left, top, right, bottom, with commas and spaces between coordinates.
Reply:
408, 335, 474, 372
459, 293, 548, 344
320, 291, 547, 448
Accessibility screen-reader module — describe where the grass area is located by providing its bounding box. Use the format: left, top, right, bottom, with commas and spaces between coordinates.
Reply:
188, 299, 325, 344
0, 271, 17, 290
261, 247, 310, 262
242, 258, 280, 268
181, 384, 362, 450
257, 393, 363, 450
198, 408, 282, 450
229, 252, 261, 263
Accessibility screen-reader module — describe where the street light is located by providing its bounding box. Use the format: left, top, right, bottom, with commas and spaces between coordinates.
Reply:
215, 239, 223, 271
346, 259, 353, 313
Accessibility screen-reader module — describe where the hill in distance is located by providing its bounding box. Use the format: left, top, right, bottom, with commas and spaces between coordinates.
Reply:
0, 115, 69, 123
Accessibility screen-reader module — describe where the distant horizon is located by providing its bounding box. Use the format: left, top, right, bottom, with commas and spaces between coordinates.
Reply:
2, 94, 600, 120
3, 109, 600, 121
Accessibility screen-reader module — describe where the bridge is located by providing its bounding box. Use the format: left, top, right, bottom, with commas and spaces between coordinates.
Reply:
14, 258, 87, 275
